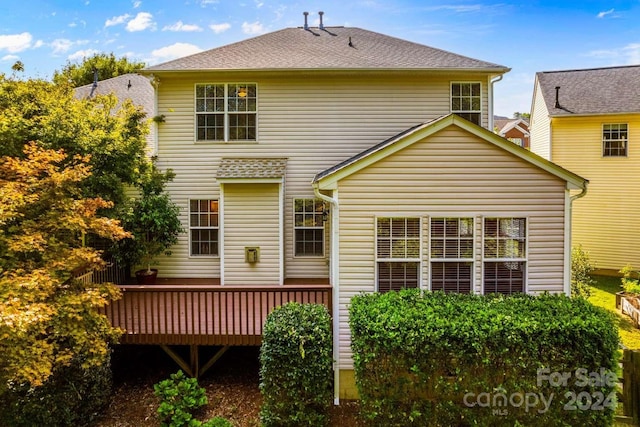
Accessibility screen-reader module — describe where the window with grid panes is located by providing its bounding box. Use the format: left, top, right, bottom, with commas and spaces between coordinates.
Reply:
483, 218, 526, 294
294, 199, 325, 256
189, 200, 219, 256
602, 123, 628, 157
195, 84, 256, 141
376, 217, 420, 293
451, 82, 481, 125
430, 218, 473, 293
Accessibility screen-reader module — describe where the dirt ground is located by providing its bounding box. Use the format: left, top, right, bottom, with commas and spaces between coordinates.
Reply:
95, 345, 363, 427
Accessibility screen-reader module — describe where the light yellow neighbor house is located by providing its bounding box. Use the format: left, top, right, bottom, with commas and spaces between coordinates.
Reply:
138, 20, 587, 400
530, 65, 640, 271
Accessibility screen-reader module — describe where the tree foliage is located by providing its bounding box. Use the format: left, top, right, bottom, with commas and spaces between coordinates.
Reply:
0, 75, 151, 208
52, 52, 146, 87
0, 142, 129, 394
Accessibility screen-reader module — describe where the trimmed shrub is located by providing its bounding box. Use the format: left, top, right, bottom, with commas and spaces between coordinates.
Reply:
259, 302, 333, 426
154, 370, 207, 427
621, 265, 640, 294
571, 245, 595, 298
0, 355, 112, 427
350, 290, 619, 426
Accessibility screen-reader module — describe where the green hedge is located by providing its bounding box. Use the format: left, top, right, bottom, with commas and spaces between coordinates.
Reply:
0, 354, 112, 427
349, 290, 619, 426
259, 302, 333, 426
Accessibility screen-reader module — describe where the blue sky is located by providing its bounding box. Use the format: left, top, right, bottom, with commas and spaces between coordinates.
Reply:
0, 0, 639, 117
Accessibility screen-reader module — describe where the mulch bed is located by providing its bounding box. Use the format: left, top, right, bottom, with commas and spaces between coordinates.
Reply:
95, 345, 363, 426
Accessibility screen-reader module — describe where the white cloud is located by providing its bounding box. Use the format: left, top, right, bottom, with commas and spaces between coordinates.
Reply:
126, 12, 156, 32
150, 42, 202, 61
0, 32, 33, 53
163, 21, 203, 32
597, 8, 615, 18
424, 4, 484, 13
68, 49, 99, 61
51, 38, 74, 54
2, 54, 19, 61
586, 43, 640, 64
105, 13, 131, 27
33, 40, 44, 49
209, 23, 231, 34
133, 1, 142, 7
199, 0, 218, 6
242, 21, 265, 35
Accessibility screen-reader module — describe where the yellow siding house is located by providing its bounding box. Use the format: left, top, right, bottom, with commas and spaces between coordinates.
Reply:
530, 66, 640, 271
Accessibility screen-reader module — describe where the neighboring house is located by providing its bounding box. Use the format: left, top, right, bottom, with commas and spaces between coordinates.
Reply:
494, 117, 530, 148
530, 65, 640, 271
74, 73, 156, 153
104, 19, 588, 400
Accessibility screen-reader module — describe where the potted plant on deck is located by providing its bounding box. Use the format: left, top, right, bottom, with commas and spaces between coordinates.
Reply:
114, 164, 183, 284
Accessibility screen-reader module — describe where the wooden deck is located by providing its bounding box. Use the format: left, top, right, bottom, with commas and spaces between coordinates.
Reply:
100, 278, 332, 346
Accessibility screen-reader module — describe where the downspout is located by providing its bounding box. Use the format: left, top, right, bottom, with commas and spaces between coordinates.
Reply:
313, 184, 340, 405
489, 74, 503, 132
149, 74, 160, 156
564, 183, 588, 295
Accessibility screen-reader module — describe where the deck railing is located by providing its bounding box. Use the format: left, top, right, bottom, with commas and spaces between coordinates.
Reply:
102, 284, 332, 346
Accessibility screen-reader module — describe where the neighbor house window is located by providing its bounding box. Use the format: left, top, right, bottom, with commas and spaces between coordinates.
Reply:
603, 123, 628, 157
195, 84, 257, 142
189, 199, 219, 256
376, 217, 420, 293
294, 198, 325, 257
430, 218, 474, 293
451, 82, 481, 125
483, 218, 526, 294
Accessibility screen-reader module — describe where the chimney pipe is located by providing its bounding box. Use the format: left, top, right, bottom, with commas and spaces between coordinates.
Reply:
555, 86, 561, 109
303, 11, 309, 30
319, 11, 324, 30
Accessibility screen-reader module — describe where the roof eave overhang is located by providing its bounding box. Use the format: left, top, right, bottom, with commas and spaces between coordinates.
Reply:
140, 67, 510, 76
314, 114, 587, 192
549, 111, 640, 118
217, 177, 284, 184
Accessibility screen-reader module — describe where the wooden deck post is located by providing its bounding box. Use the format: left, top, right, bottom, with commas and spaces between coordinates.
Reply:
623, 349, 640, 423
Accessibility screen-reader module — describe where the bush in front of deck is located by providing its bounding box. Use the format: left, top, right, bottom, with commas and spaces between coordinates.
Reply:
259, 302, 333, 426
349, 290, 619, 427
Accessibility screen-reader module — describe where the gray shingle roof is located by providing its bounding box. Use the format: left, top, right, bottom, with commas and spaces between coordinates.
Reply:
217, 158, 288, 179
536, 65, 640, 116
144, 27, 508, 72
74, 73, 155, 116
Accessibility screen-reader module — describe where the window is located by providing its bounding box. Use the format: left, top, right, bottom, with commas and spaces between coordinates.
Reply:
603, 123, 628, 157
294, 198, 325, 257
189, 199, 219, 256
451, 82, 481, 125
430, 218, 473, 293
376, 217, 420, 292
483, 218, 526, 294
195, 84, 257, 142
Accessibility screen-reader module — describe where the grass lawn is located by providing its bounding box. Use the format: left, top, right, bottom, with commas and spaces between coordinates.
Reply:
589, 275, 640, 350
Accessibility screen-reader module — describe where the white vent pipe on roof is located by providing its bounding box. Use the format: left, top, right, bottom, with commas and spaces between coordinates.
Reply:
303, 11, 309, 30
319, 11, 324, 30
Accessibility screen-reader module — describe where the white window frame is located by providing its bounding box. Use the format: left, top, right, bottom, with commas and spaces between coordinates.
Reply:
293, 198, 325, 258
189, 199, 219, 257
195, 83, 257, 142
428, 217, 475, 294
375, 217, 422, 293
602, 123, 628, 157
451, 82, 482, 126
482, 217, 527, 294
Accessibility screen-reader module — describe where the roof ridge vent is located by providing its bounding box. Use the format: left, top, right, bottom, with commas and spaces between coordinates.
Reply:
319, 11, 324, 30
303, 11, 309, 30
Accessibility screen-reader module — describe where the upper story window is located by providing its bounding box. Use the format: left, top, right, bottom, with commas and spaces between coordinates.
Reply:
195, 84, 257, 142
376, 217, 421, 293
189, 199, 219, 256
430, 217, 474, 294
451, 82, 481, 126
294, 198, 325, 257
603, 123, 628, 157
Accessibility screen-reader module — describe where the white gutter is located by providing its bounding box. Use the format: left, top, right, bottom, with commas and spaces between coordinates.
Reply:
489, 74, 504, 132
564, 183, 588, 295
313, 184, 340, 405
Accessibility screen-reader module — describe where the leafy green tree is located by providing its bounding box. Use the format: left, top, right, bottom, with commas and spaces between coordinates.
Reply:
53, 52, 145, 87
513, 112, 531, 120
0, 75, 150, 208
0, 142, 128, 393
